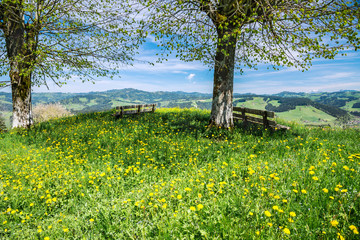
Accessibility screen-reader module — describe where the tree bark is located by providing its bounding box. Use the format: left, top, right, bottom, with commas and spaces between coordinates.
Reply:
10, 62, 33, 128
1, 1, 35, 128
209, 26, 237, 128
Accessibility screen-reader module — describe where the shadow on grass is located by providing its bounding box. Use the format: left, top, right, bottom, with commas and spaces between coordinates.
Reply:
146, 109, 296, 141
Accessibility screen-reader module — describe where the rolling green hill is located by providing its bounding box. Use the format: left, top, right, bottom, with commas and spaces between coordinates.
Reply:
1, 89, 360, 129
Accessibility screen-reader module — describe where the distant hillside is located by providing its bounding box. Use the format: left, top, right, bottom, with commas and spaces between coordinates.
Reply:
1, 89, 360, 128
273, 90, 360, 118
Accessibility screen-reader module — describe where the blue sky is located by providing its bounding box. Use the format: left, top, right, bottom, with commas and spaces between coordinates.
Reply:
1, 39, 360, 94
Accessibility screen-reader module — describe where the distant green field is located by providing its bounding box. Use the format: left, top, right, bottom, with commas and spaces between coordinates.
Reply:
87, 99, 97, 106
268, 100, 281, 107
342, 100, 360, 111
276, 106, 336, 125
235, 97, 267, 110
66, 104, 86, 111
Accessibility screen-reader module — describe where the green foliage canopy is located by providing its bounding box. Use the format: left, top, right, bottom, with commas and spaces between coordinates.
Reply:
138, 0, 360, 72
0, 0, 144, 88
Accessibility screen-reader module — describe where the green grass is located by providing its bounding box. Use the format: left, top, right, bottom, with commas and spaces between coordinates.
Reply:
87, 99, 97, 106
342, 100, 360, 111
268, 100, 281, 107
65, 103, 86, 111
276, 106, 337, 125
235, 97, 267, 110
78, 97, 88, 103
0, 109, 359, 239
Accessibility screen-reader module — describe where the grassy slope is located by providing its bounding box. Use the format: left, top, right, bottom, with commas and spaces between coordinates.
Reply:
276, 106, 337, 125
235, 97, 268, 110
0, 109, 359, 239
343, 100, 360, 111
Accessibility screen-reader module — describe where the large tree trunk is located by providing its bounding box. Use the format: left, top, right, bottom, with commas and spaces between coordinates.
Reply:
209, 26, 237, 128
10, 62, 33, 128
1, 1, 35, 128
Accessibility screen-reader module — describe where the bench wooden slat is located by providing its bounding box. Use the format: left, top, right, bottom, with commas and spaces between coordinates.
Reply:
122, 110, 139, 115
117, 104, 156, 110
234, 113, 276, 127
233, 106, 289, 130
234, 116, 276, 127
114, 104, 156, 118
233, 107, 275, 118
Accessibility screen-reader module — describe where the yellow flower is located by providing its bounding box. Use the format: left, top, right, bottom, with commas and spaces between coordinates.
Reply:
197, 204, 204, 210
349, 225, 359, 234
337, 233, 345, 240
283, 228, 290, 235
190, 206, 196, 211
288, 218, 294, 223
256, 231, 260, 235
89, 218, 94, 222
63, 228, 69, 232
301, 189, 307, 194
273, 205, 279, 211
185, 187, 192, 192
322, 188, 329, 193
312, 176, 319, 181
309, 171, 315, 175
289, 212, 296, 217
264, 211, 272, 217
330, 220, 339, 227
44, 237, 50, 240
249, 212, 254, 216
177, 195, 182, 200
267, 223, 273, 227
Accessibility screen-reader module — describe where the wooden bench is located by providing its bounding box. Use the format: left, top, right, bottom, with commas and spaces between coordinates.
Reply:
114, 104, 156, 118
233, 107, 290, 130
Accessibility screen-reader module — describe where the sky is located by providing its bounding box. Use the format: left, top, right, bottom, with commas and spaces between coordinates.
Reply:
1, 39, 360, 95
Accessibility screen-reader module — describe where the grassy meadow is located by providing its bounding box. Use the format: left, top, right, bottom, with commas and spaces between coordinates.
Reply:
0, 108, 359, 239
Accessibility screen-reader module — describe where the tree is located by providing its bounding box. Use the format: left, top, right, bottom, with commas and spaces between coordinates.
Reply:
138, 0, 360, 128
0, 0, 143, 128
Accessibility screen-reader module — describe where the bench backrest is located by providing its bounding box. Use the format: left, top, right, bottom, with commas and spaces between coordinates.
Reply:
116, 104, 156, 116
233, 107, 276, 128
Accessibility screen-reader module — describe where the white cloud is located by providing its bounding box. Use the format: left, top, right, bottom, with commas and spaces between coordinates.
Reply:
186, 73, 195, 80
